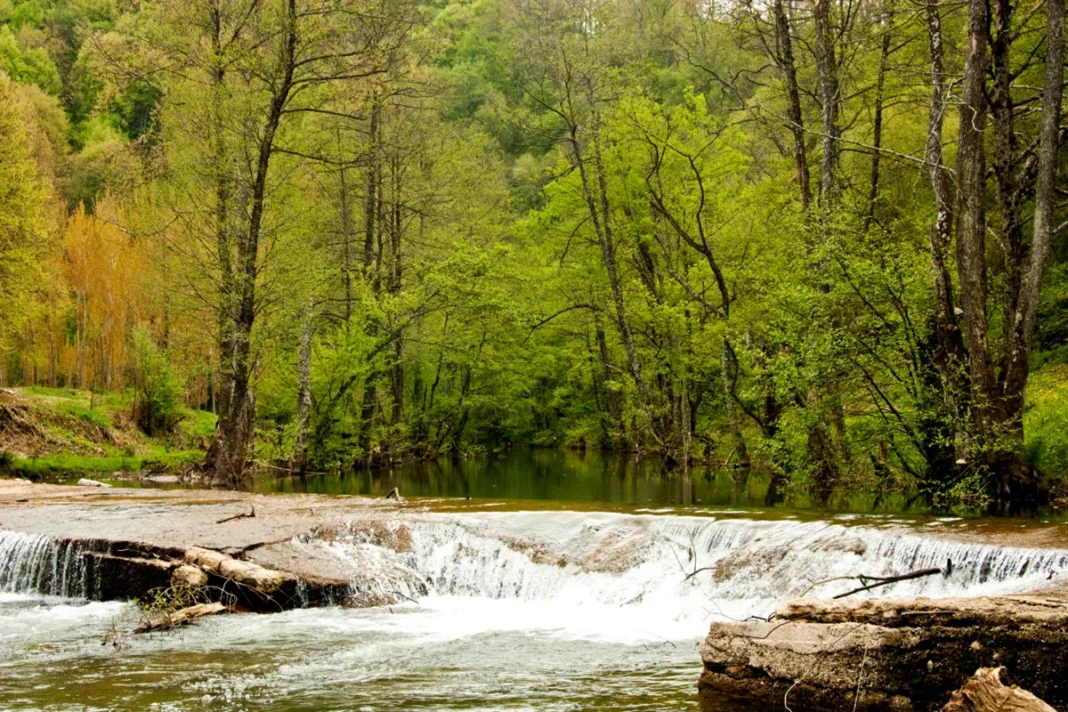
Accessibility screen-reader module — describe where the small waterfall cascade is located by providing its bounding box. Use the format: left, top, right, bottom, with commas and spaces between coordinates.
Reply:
298, 512, 1068, 623
0, 530, 90, 598
3, 513, 1065, 621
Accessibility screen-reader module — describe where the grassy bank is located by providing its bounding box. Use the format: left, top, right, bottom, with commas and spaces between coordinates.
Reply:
0, 386, 213, 479
1025, 364, 1068, 480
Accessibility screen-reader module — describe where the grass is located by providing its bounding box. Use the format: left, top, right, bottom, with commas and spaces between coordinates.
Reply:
21, 385, 124, 430
1024, 363, 1068, 478
178, 408, 217, 441
10, 450, 204, 478
2, 386, 214, 480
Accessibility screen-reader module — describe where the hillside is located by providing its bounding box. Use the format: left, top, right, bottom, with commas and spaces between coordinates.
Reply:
0, 387, 212, 479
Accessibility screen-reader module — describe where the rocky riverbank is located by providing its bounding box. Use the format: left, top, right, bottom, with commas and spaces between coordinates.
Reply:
0, 478, 412, 608
699, 582, 1068, 710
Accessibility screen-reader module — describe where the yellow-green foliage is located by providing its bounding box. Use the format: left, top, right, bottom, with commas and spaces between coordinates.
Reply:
0, 70, 51, 354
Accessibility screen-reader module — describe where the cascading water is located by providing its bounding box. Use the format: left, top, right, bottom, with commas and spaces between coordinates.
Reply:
0, 530, 90, 598
293, 512, 1067, 641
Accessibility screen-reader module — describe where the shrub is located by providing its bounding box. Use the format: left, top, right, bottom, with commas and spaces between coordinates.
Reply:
129, 325, 184, 436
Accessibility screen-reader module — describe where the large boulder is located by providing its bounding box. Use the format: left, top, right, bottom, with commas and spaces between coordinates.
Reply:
699, 594, 1068, 711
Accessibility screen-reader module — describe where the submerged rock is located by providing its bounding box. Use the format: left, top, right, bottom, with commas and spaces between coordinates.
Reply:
84, 552, 174, 600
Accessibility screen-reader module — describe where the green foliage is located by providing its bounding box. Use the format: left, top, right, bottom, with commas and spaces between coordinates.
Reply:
129, 325, 184, 436
0, 70, 50, 355
0, 25, 59, 93
1024, 365, 1068, 478
2, 0, 1066, 506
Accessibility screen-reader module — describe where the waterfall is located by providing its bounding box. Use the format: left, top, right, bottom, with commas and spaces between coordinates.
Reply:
3, 513, 1064, 621
296, 512, 1067, 626
0, 530, 90, 598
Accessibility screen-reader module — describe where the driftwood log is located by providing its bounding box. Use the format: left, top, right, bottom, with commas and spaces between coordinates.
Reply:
215, 505, 255, 524
136, 602, 227, 633
941, 668, 1056, 712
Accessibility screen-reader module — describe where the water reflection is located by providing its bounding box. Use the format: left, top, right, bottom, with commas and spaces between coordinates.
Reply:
256, 449, 927, 514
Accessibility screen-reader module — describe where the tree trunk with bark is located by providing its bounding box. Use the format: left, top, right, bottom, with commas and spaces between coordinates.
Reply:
210, 0, 298, 488
772, 0, 812, 211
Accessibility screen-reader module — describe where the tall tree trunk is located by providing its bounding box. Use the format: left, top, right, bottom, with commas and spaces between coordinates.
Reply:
997, 0, 1064, 504
390, 157, 403, 426
922, 0, 968, 389
721, 337, 749, 467
865, 10, 891, 230
569, 117, 650, 420
595, 321, 623, 445
357, 376, 377, 458
772, 0, 811, 211
989, 0, 1025, 382
339, 163, 353, 323
918, 0, 971, 486
363, 96, 380, 274
811, 0, 841, 211
210, 0, 298, 488
953, 0, 997, 443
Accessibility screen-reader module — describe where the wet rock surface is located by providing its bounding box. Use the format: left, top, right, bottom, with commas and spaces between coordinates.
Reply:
699, 593, 1068, 711
0, 479, 407, 607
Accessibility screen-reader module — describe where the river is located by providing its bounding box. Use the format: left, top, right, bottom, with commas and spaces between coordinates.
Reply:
3, 453, 1067, 710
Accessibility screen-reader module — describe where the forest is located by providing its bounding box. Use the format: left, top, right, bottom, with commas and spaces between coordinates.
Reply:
1, 0, 1066, 511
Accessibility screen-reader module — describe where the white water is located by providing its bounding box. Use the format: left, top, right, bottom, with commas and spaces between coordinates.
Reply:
0, 530, 90, 598
293, 511, 1068, 642
1, 511, 1065, 710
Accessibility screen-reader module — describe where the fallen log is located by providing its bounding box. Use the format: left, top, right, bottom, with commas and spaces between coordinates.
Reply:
941, 667, 1056, 712
185, 546, 228, 573
218, 558, 285, 592
136, 601, 227, 633
171, 564, 208, 587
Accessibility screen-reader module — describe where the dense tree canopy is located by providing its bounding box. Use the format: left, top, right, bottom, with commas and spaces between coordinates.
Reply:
1, 0, 1066, 510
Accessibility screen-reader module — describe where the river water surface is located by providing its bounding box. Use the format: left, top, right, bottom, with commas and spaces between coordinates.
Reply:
5, 453, 1068, 711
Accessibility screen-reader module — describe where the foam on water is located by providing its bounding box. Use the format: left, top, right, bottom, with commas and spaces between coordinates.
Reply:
289, 511, 1067, 642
